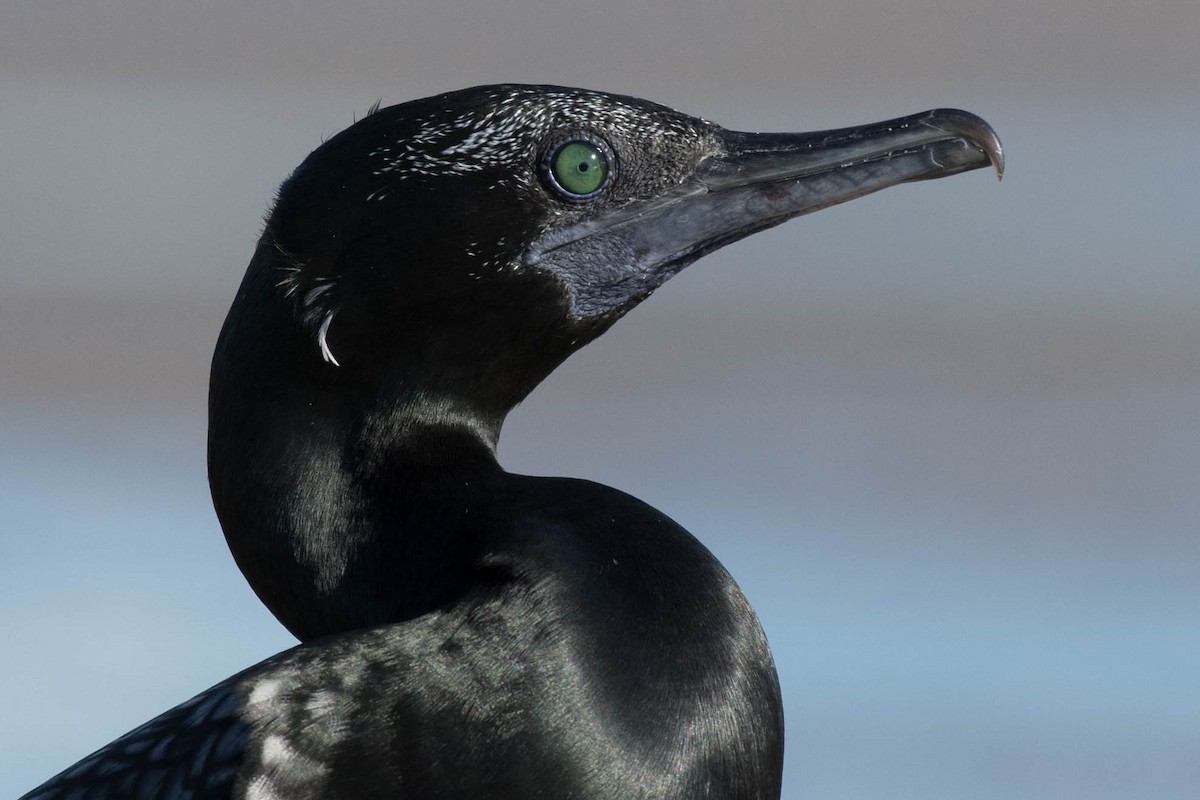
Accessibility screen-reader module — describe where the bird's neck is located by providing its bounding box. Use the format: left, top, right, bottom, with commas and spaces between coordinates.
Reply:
209, 258, 519, 638
207, 287, 785, 785
210, 373, 511, 639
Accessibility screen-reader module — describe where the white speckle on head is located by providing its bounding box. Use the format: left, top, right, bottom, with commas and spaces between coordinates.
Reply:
274, 266, 302, 298
317, 311, 339, 366
288, 276, 342, 363
373, 86, 696, 186
303, 283, 333, 307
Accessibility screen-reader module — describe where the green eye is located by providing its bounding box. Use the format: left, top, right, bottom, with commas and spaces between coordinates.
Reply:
547, 138, 612, 199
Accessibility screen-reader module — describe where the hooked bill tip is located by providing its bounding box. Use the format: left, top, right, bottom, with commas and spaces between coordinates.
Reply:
927, 108, 1004, 181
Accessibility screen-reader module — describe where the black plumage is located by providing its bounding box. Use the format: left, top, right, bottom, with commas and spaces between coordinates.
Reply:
23, 85, 1001, 799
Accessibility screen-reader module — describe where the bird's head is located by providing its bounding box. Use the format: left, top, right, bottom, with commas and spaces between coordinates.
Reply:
225, 84, 1001, 421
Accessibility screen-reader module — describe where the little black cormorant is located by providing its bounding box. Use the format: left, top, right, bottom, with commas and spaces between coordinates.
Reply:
23, 85, 1002, 799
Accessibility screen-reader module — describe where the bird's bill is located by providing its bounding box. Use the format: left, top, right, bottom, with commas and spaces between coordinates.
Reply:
525, 108, 1003, 317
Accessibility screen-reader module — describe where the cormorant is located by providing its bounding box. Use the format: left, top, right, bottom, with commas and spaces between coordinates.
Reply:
22, 85, 1001, 799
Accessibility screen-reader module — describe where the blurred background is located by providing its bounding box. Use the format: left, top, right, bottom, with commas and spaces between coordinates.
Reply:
2, 2, 1198, 797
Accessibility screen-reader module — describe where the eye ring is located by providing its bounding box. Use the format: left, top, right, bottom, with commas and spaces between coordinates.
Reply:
541, 132, 615, 202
